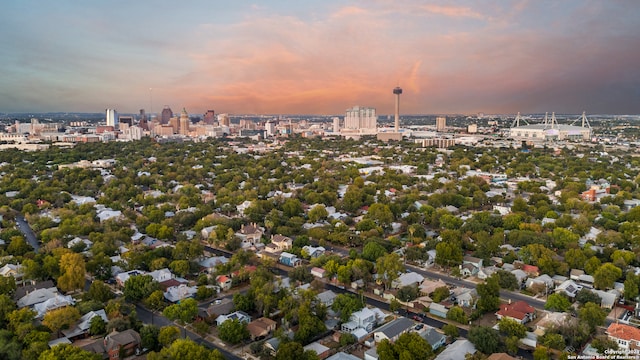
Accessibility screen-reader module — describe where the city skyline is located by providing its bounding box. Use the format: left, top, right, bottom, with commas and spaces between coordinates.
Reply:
1, 1, 639, 115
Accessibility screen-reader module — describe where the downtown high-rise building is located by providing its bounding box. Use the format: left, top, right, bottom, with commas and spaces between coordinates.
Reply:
161, 106, 173, 124
179, 108, 190, 135
106, 109, 118, 128
344, 106, 376, 130
203, 110, 216, 125
436, 116, 447, 131
218, 114, 230, 127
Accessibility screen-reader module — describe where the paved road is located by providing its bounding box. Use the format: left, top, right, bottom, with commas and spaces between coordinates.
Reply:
15, 215, 40, 253
134, 303, 243, 360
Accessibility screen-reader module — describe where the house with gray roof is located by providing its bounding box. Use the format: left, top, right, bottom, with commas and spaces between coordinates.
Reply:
420, 327, 447, 350
373, 317, 414, 343
435, 339, 476, 360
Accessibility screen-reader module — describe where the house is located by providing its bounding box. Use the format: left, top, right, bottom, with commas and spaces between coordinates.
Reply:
460, 263, 479, 277
463, 256, 483, 269
317, 290, 337, 307
420, 327, 447, 350
215, 275, 232, 291
326, 353, 360, 360
215, 311, 251, 326
454, 288, 477, 308
607, 323, 640, 351
311, 267, 326, 278
34, 294, 75, 318
341, 307, 376, 333
198, 256, 228, 274
17, 287, 59, 309
510, 269, 528, 285
496, 301, 536, 324
373, 317, 414, 343
88, 329, 142, 360
304, 342, 331, 359
67, 237, 93, 251
148, 268, 173, 283
534, 312, 571, 336
302, 245, 326, 258
555, 279, 582, 298
62, 309, 108, 340
522, 264, 540, 277
420, 278, 448, 296
164, 284, 198, 303
434, 339, 476, 360
237, 223, 264, 247
429, 303, 449, 318
525, 274, 554, 291
0, 263, 23, 284
199, 297, 234, 320
247, 317, 277, 340
13, 280, 55, 302
393, 272, 424, 289
115, 270, 146, 287
269, 234, 293, 251
477, 265, 498, 280
279, 252, 302, 267
487, 353, 518, 360
364, 347, 379, 360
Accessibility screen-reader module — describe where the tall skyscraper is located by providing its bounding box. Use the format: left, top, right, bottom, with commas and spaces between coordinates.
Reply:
436, 116, 447, 131
218, 114, 230, 127
106, 109, 118, 128
203, 110, 216, 125
161, 106, 173, 124
179, 108, 190, 135
138, 109, 149, 130
344, 106, 377, 130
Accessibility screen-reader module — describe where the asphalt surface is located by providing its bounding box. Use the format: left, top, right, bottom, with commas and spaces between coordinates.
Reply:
15, 215, 40, 253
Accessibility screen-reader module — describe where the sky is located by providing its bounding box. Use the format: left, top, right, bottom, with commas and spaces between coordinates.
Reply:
1, 0, 639, 115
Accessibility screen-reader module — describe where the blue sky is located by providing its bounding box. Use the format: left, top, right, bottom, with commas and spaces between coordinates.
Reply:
1, 0, 639, 115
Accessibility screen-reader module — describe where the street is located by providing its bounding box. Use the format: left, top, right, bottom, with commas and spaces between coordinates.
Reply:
15, 215, 40, 253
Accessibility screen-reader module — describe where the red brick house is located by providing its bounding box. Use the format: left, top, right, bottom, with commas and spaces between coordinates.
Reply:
607, 323, 640, 351
496, 301, 536, 324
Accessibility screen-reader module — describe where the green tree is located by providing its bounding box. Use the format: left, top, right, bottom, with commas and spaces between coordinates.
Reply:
123, 275, 159, 302
578, 302, 607, 331
435, 241, 463, 268
575, 289, 601, 305
362, 242, 387, 262
89, 316, 106, 336
593, 263, 622, 290
442, 324, 459, 339
57, 252, 86, 293
476, 276, 500, 313
140, 325, 161, 352
624, 272, 640, 301
544, 293, 571, 312
365, 203, 394, 229
377, 332, 433, 360
397, 285, 419, 302
147, 338, 225, 360
144, 290, 167, 311
332, 293, 364, 322
505, 335, 520, 355
38, 343, 102, 360
532, 346, 550, 360
539, 333, 565, 350
431, 286, 450, 303
376, 253, 404, 290
493, 270, 519, 290
86, 281, 114, 303
446, 306, 468, 324
275, 341, 320, 360
498, 318, 527, 339
162, 298, 198, 324
217, 318, 249, 344
158, 326, 180, 347
468, 326, 502, 354
42, 306, 81, 336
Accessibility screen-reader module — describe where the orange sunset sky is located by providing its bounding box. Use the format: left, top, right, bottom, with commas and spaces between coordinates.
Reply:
1, 1, 639, 115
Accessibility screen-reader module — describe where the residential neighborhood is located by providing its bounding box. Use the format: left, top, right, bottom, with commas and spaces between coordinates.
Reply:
0, 133, 639, 360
